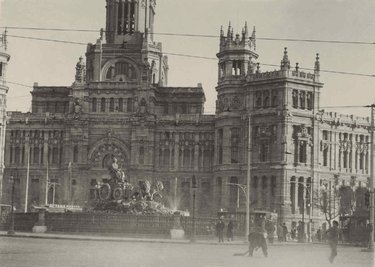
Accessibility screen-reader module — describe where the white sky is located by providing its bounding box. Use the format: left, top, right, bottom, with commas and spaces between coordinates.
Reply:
0, 0, 374, 117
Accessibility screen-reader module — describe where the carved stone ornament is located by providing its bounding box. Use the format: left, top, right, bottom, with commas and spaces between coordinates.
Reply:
339, 140, 352, 152
297, 124, 309, 139
230, 96, 242, 110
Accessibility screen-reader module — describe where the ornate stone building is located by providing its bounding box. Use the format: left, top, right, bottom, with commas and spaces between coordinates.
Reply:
1, 1, 371, 229
0, 30, 9, 201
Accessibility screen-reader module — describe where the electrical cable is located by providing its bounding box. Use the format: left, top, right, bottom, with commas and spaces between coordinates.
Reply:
4, 34, 374, 78
1, 26, 374, 45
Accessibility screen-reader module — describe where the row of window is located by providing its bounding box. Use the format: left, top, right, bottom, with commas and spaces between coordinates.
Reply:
255, 90, 279, 109
217, 128, 242, 164
91, 97, 132, 113
10, 130, 64, 139
321, 131, 369, 171
32, 101, 69, 114
219, 60, 245, 79
290, 176, 312, 215
292, 89, 313, 110
117, 0, 136, 35
9, 146, 63, 165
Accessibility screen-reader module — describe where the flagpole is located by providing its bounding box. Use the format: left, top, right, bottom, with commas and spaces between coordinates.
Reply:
24, 148, 30, 212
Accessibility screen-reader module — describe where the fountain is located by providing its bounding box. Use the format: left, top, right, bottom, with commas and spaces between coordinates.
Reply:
170, 177, 184, 239
90, 157, 175, 215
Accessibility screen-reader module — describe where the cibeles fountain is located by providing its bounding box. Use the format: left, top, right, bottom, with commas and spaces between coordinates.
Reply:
92, 158, 185, 239
169, 177, 185, 239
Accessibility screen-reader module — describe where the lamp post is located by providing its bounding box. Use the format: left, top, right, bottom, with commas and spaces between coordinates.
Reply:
291, 180, 312, 242
191, 175, 198, 242
7, 175, 15, 235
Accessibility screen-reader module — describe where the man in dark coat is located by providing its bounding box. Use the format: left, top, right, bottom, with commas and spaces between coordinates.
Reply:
248, 232, 268, 257
227, 220, 234, 241
282, 223, 288, 241
326, 220, 339, 263
248, 216, 268, 257
216, 218, 225, 243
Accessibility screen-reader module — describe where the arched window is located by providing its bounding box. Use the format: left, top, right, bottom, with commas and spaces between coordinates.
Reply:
92, 98, 97, 112
139, 146, 145, 165
292, 90, 298, 108
109, 98, 114, 112
263, 91, 270, 108
127, 98, 133, 112
52, 147, 58, 164
290, 177, 296, 214
106, 66, 113, 80
73, 145, 79, 163
298, 177, 304, 212
33, 147, 40, 164
101, 98, 106, 112
118, 98, 123, 112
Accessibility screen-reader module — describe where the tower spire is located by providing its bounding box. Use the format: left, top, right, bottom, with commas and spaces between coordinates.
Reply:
227, 21, 232, 39
250, 26, 256, 50
280, 47, 290, 71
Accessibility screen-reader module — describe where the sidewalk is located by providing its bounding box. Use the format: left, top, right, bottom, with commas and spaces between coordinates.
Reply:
0, 231, 318, 246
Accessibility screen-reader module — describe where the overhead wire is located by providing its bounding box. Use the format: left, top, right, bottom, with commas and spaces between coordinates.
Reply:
2, 33, 374, 78
1, 26, 374, 45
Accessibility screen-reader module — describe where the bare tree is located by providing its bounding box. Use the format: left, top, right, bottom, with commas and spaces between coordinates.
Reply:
313, 182, 341, 228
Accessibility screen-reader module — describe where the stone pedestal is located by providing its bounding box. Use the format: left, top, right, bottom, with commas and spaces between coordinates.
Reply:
170, 212, 185, 240
32, 208, 47, 233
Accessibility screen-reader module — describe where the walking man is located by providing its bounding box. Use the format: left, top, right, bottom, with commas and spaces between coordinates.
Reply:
227, 220, 234, 242
216, 218, 225, 243
326, 220, 339, 263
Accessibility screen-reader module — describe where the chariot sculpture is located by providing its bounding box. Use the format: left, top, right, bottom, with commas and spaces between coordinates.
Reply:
95, 157, 164, 203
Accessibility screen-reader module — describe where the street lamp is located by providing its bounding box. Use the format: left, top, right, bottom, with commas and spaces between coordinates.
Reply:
7, 175, 15, 235
191, 175, 198, 242
291, 180, 312, 242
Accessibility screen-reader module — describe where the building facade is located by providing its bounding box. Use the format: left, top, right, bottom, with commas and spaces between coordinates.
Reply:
1, 1, 371, 229
0, 30, 9, 201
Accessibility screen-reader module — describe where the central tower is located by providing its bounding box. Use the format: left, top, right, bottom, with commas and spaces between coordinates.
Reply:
105, 0, 156, 44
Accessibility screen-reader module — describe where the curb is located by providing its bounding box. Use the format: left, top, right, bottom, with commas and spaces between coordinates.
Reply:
2, 232, 357, 248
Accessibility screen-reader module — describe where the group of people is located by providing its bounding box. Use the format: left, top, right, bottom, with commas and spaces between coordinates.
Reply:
214, 216, 342, 263
276, 221, 308, 242
276, 222, 289, 242
215, 218, 235, 242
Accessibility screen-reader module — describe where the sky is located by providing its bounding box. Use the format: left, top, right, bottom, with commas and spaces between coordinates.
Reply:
0, 0, 374, 117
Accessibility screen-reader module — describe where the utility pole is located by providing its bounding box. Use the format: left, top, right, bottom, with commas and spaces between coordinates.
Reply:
246, 115, 251, 240
369, 104, 374, 250
45, 159, 49, 206
24, 147, 30, 212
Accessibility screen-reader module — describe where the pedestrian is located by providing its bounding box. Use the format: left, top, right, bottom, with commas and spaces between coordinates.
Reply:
226, 220, 234, 242
326, 220, 339, 263
216, 218, 225, 243
282, 223, 288, 242
316, 227, 322, 242
248, 216, 268, 257
265, 220, 275, 243
297, 221, 305, 243
291, 226, 296, 240
277, 223, 283, 242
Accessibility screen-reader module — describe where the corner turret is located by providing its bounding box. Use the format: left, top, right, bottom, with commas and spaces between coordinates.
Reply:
217, 22, 258, 82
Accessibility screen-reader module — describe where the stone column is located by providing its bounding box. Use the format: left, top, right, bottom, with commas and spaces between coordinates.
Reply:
194, 134, 199, 171
266, 176, 272, 210
114, 0, 119, 34
174, 134, 179, 170
257, 177, 262, 209
223, 127, 230, 164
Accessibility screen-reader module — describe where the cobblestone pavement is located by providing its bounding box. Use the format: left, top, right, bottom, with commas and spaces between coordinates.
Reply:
0, 236, 373, 267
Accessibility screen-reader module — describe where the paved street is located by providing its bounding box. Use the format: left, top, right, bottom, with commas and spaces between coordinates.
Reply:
0, 236, 373, 267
